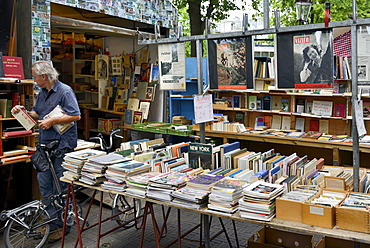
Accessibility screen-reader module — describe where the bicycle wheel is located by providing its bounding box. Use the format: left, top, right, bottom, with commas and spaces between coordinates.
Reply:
3, 207, 51, 248
111, 194, 142, 229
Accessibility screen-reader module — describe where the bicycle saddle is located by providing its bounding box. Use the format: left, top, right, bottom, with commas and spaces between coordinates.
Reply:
41, 140, 60, 151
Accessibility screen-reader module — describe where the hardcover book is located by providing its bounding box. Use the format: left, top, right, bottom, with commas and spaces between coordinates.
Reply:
281, 99, 290, 112
363, 102, 370, 118
309, 120, 319, 132
333, 103, 345, 117
13, 108, 37, 131
281, 116, 291, 130
2, 56, 24, 79
188, 143, 213, 170
124, 110, 133, 125
262, 96, 272, 110
248, 95, 257, 110
271, 96, 282, 111
296, 98, 306, 113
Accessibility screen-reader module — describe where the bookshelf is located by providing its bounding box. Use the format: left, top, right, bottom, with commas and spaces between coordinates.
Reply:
51, 32, 102, 106
0, 79, 36, 165
78, 105, 125, 141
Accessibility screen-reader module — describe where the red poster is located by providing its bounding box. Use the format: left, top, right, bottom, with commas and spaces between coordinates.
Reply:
3, 56, 25, 80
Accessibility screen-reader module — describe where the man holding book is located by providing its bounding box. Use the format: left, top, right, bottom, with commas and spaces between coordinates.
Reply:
11, 61, 81, 242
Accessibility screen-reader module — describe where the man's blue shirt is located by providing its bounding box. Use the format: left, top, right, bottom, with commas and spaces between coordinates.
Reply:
32, 81, 81, 149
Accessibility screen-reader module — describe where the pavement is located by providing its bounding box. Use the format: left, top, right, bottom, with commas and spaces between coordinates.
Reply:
0, 190, 263, 248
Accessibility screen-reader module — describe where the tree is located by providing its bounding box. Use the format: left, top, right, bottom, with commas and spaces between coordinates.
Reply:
172, 0, 246, 56
251, 0, 370, 27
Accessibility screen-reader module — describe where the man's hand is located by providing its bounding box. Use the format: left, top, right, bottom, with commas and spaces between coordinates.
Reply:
38, 118, 54, 130
11, 105, 25, 115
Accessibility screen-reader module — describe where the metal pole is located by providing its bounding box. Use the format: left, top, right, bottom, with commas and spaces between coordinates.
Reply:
263, 0, 270, 29
351, 0, 359, 192
196, 39, 206, 144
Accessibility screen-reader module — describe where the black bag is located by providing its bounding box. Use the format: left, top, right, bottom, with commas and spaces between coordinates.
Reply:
31, 147, 50, 172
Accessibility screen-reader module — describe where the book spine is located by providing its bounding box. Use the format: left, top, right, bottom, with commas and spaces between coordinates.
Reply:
4, 130, 33, 137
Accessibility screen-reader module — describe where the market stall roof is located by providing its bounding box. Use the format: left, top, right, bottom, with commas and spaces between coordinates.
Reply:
51, 15, 155, 39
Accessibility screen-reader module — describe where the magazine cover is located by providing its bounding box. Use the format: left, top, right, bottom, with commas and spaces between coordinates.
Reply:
293, 31, 333, 89
208, 37, 253, 90
277, 29, 333, 89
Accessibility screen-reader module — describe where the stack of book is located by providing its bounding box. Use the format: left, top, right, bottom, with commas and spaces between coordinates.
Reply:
80, 153, 126, 186
278, 185, 318, 202
146, 172, 193, 202
307, 189, 346, 207
239, 180, 285, 221
186, 173, 225, 192
171, 186, 210, 209
62, 149, 106, 181
206, 178, 248, 216
125, 171, 162, 198
102, 160, 151, 190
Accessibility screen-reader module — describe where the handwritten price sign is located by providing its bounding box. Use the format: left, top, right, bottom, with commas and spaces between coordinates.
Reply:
193, 94, 214, 124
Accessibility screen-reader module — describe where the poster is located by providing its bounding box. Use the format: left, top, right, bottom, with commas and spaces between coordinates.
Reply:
208, 37, 253, 90
293, 31, 333, 89
158, 43, 186, 91
277, 29, 333, 89
357, 26, 370, 85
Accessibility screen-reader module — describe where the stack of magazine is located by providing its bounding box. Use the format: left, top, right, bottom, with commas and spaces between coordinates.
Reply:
206, 178, 248, 216
171, 186, 210, 209
125, 171, 162, 198
146, 172, 193, 202
239, 180, 285, 221
62, 149, 106, 181
79, 153, 126, 186
102, 159, 151, 191
170, 173, 224, 209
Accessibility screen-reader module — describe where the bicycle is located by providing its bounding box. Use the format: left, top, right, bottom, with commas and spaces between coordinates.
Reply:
0, 140, 85, 248
89, 128, 143, 229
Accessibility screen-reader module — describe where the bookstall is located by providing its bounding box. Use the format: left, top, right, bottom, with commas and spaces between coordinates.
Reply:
132, 0, 370, 246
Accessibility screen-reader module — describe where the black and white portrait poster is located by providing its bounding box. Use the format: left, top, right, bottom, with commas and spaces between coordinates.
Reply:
158, 43, 186, 91
293, 31, 333, 89
276, 29, 333, 89
357, 26, 370, 85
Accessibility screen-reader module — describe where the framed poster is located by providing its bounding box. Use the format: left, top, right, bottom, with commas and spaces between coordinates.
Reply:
277, 29, 333, 89
208, 37, 253, 90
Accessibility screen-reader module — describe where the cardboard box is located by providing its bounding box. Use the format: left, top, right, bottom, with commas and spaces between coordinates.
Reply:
192, 122, 212, 131
302, 189, 347, 229
276, 197, 303, 223
336, 192, 370, 233
315, 236, 370, 248
212, 103, 228, 109
98, 118, 121, 133
248, 226, 314, 248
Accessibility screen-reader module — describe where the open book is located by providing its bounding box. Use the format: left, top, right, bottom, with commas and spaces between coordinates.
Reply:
44, 105, 74, 134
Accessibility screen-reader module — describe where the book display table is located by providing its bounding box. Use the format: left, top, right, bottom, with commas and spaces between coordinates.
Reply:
60, 178, 370, 248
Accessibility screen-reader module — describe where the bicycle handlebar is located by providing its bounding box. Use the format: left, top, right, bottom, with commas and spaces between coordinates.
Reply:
89, 128, 123, 153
